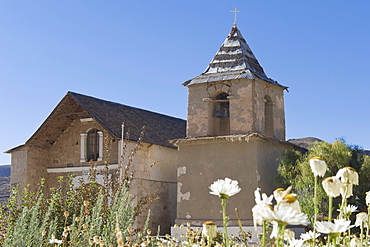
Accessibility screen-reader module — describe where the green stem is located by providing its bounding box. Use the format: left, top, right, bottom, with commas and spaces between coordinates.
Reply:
276, 222, 287, 247
221, 197, 229, 247
312, 176, 318, 247
328, 196, 333, 222
360, 222, 364, 247
314, 175, 318, 223
262, 220, 267, 247
339, 184, 348, 219
367, 206, 370, 246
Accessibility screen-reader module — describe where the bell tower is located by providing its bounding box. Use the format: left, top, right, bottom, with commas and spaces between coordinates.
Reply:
174, 24, 292, 230
184, 25, 287, 141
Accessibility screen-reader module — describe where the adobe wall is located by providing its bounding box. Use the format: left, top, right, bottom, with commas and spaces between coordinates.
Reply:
175, 137, 259, 227
175, 136, 292, 227
10, 145, 49, 191
127, 142, 178, 234
10, 146, 29, 187
256, 140, 293, 194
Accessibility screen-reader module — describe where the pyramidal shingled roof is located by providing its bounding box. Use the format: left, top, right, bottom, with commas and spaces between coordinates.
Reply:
184, 25, 286, 88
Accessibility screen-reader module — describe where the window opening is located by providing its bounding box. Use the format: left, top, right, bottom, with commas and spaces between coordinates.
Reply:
264, 95, 274, 138
213, 92, 230, 136
87, 129, 99, 161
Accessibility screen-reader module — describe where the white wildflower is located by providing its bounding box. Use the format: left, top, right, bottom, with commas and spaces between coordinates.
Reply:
260, 203, 310, 226
280, 194, 302, 214
322, 176, 342, 198
315, 219, 352, 234
350, 237, 361, 247
252, 188, 273, 228
272, 204, 310, 226
300, 230, 320, 242
209, 177, 241, 198
310, 157, 327, 177
49, 238, 63, 244
366, 191, 370, 206
288, 238, 305, 247
202, 221, 217, 239
338, 204, 357, 215
336, 167, 359, 185
284, 228, 295, 242
354, 212, 368, 227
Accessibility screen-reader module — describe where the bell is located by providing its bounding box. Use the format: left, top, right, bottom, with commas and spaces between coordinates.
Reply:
223, 109, 229, 117
214, 106, 223, 118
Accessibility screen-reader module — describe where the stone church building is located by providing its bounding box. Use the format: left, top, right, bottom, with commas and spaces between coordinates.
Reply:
6, 24, 296, 233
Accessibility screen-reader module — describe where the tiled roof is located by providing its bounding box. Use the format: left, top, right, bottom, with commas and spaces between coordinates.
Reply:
184, 25, 286, 88
23, 92, 186, 149
69, 92, 186, 148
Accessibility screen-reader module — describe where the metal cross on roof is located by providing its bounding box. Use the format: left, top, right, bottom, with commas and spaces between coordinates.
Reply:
231, 7, 240, 26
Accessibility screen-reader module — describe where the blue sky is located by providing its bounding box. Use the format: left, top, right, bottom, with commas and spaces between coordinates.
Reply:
1, 1, 370, 165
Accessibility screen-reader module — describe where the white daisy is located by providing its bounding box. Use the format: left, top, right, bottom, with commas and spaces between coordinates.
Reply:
284, 228, 295, 242
280, 194, 302, 214
272, 204, 310, 226
322, 176, 342, 198
300, 230, 320, 242
209, 177, 241, 198
315, 219, 352, 234
254, 187, 273, 205
49, 238, 63, 244
354, 212, 368, 227
366, 191, 370, 206
336, 167, 359, 185
310, 157, 327, 177
288, 238, 305, 247
350, 237, 361, 247
202, 221, 217, 239
337, 204, 357, 215
252, 188, 273, 228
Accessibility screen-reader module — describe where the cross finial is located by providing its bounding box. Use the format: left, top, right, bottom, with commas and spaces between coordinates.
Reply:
231, 7, 240, 27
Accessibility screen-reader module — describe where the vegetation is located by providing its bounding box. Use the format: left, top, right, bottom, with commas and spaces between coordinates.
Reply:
276, 139, 370, 219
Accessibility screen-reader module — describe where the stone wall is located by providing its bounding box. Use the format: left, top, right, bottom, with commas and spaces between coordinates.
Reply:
186, 79, 286, 141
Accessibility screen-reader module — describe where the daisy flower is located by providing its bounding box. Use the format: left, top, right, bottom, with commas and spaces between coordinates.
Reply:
49, 238, 63, 244
366, 191, 370, 206
336, 167, 359, 185
252, 188, 273, 228
337, 204, 357, 215
322, 176, 342, 198
354, 212, 368, 227
300, 230, 320, 242
209, 177, 241, 198
315, 219, 352, 234
310, 157, 327, 177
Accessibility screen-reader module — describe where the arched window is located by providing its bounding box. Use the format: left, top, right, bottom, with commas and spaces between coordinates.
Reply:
264, 95, 274, 138
213, 92, 230, 136
80, 129, 103, 162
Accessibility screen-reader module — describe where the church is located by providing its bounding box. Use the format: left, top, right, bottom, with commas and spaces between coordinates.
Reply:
6, 23, 298, 234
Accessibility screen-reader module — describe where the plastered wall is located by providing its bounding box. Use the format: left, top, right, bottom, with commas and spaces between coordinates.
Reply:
175, 136, 291, 226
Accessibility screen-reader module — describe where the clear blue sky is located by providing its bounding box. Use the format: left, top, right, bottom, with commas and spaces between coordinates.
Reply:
1, 1, 370, 165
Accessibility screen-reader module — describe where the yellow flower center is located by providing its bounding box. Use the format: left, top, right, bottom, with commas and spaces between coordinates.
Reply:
284, 194, 297, 203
